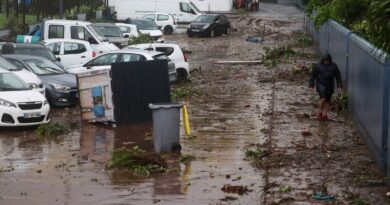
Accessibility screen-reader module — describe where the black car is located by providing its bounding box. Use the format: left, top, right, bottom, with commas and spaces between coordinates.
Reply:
95, 23, 129, 48
0, 43, 64, 68
3, 55, 78, 107
187, 14, 230, 38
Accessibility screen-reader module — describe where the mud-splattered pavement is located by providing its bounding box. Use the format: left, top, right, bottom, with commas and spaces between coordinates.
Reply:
0, 3, 389, 205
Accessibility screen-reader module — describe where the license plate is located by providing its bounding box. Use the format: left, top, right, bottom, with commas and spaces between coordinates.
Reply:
192, 29, 200, 32
24, 112, 41, 118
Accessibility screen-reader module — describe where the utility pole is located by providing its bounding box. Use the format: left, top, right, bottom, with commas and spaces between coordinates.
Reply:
59, 0, 64, 18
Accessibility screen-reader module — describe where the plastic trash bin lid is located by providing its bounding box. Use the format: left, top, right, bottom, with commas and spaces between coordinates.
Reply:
149, 103, 183, 110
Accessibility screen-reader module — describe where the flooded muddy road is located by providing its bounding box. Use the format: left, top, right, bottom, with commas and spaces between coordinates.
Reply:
0, 3, 389, 205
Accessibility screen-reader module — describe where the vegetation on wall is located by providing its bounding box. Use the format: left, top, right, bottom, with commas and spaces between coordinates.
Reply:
305, 0, 390, 55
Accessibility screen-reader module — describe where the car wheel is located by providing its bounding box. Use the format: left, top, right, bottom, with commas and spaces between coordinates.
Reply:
164, 26, 174, 35
209, 29, 215, 38
176, 68, 188, 81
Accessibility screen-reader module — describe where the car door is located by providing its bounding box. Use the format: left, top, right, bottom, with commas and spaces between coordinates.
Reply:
60, 42, 89, 68
179, 2, 197, 23
214, 16, 224, 34
84, 53, 120, 71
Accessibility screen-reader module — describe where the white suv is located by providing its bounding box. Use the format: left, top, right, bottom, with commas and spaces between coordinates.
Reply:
0, 70, 50, 127
43, 39, 96, 69
143, 13, 177, 35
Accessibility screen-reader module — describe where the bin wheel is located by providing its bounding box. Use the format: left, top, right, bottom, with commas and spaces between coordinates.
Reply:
172, 143, 182, 153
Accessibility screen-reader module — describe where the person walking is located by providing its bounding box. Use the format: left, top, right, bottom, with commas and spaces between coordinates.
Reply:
309, 53, 342, 121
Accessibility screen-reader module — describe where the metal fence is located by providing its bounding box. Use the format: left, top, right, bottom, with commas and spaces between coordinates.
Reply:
305, 16, 390, 182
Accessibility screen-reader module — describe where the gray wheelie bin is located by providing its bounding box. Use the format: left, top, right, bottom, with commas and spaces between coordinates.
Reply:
149, 103, 182, 153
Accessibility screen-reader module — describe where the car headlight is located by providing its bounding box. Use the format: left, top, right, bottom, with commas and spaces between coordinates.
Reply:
48, 82, 70, 91
28, 83, 39, 89
0, 98, 16, 108
202, 24, 210, 29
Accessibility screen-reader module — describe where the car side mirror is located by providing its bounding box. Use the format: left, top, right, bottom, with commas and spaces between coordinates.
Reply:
56, 57, 61, 62
124, 35, 129, 38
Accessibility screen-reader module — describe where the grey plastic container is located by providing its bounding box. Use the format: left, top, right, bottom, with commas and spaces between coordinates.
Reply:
149, 103, 182, 153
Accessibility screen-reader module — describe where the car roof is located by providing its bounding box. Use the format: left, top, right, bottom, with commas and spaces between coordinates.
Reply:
43, 39, 90, 45
14, 43, 47, 48
95, 23, 118, 27
106, 49, 164, 56
2, 54, 50, 61
45, 19, 91, 25
130, 43, 179, 48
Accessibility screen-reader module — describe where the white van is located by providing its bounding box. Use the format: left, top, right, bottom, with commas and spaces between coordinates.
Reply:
114, 0, 203, 24
39, 20, 118, 54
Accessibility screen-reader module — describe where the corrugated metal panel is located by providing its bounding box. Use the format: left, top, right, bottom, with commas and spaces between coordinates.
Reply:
111, 60, 171, 125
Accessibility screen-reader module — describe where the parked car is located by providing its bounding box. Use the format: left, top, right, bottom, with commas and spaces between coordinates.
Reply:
43, 39, 96, 68
66, 49, 177, 82
3, 55, 78, 107
95, 23, 129, 48
187, 14, 230, 38
29, 19, 119, 54
114, 0, 202, 24
125, 43, 190, 80
143, 13, 177, 35
0, 69, 50, 127
0, 57, 45, 95
120, 18, 164, 43
115, 23, 139, 38
0, 42, 63, 68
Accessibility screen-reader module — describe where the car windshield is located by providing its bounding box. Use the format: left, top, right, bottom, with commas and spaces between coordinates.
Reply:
0, 56, 21, 71
87, 25, 108, 42
134, 20, 158, 30
194, 15, 216, 23
96, 26, 123, 38
15, 47, 57, 62
190, 2, 202, 14
0, 73, 30, 91
25, 59, 65, 75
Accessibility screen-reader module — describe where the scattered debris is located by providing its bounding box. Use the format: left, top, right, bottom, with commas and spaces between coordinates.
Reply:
312, 192, 335, 201
219, 196, 238, 202
214, 60, 262, 65
171, 86, 201, 101
221, 184, 252, 195
246, 36, 264, 44
35, 123, 69, 138
301, 130, 313, 136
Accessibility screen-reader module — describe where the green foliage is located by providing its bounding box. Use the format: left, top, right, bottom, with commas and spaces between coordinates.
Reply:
352, 199, 370, 205
277, 185, 291, 193
107, 146, 167, 176
128, 33, 155, 45
262, 46, 296, 67
367, 0, 390, 55
245, 147, 267, 167
295, 34, 313, 47
332, 90, 348, 113
64, 7, 78, 19
180, 154, 196, 163
171, 87, 200, 101
35, 123, 69, 137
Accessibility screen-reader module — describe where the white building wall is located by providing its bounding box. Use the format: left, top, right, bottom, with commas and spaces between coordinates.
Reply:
191, 0, 233, 12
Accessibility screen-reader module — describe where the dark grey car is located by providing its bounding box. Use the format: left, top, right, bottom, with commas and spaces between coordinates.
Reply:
3, 55, 78, 107
95, 23, 129, 48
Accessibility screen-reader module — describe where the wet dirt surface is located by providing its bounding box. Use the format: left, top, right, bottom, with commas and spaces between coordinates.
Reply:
0, 3, 389, 205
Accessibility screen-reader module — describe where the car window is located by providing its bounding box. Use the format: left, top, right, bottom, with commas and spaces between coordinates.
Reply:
47, 42, 61, 55
144, 14, 155, 21
64, 42, 87, 55
6, 59, 26, 70
88, 54, 119, 66
48, 25, 64, 39
71, 26, 94, 41
157, 14, 169, 21
25, 59, 65, 75
0, 73, 30, 91
15, 47, 57, 62
153, 54, 168, 60
156, 47, 174, 56
119, 26, 130, 33
120, 54, 146, 62
180, 2, 192, 13
194, 15, 217, 23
